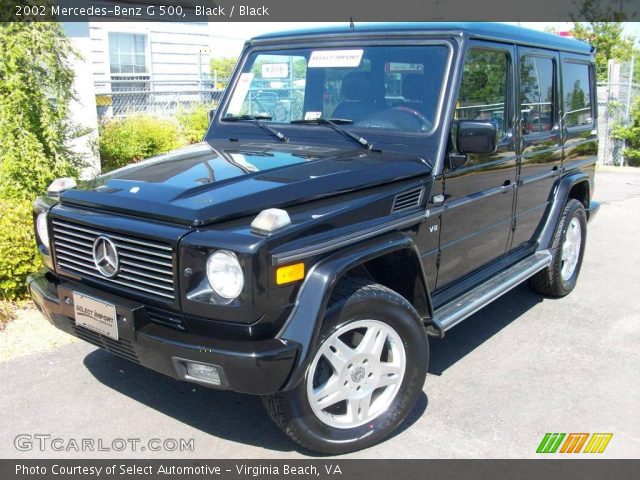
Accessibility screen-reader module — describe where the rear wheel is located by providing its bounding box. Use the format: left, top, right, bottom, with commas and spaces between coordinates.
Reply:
262, 278, 428, 454
530, 199, 587, 297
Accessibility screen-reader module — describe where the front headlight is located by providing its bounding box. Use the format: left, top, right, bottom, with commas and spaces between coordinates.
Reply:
206, 250, 244, 300
36, 212, 50, 250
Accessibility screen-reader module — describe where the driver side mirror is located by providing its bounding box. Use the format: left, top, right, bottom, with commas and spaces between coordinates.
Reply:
457, 120, 498, 154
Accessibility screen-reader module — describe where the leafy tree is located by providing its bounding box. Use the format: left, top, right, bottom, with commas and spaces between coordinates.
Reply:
570, 0, 636, 81
613, 98, 640, 166
210, 57, 238, 82
0, 21, 80, 200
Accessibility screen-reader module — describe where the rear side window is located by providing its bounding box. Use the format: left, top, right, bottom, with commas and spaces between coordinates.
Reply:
456, 49, 509, 135
562, 62, 593, 128
520, 56, 554, 135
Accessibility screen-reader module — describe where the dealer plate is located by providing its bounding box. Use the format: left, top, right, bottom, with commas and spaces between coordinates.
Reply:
73, 292, 118, 340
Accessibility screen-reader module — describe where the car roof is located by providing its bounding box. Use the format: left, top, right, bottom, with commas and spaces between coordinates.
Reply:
251, 22, 592, 55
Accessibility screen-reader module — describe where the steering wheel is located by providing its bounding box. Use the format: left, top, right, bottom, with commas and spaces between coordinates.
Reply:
359, 106, 432, 131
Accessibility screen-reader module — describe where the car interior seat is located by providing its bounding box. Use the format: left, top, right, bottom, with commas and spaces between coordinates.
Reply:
332, 72, 382, 122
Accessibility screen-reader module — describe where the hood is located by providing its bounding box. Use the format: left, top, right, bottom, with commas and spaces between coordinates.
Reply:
61, 141, 431, 226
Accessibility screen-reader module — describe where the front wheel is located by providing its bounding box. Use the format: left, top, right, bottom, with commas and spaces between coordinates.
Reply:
262, 278, 428, 454
530, 199, 587, 297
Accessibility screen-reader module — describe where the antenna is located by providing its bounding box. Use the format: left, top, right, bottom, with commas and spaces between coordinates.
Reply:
349, 17, 355, 30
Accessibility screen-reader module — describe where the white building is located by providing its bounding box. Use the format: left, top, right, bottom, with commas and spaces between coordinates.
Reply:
63, 21, 213, 176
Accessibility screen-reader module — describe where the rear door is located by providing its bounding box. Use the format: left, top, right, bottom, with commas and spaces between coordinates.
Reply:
512, 47, 562, 250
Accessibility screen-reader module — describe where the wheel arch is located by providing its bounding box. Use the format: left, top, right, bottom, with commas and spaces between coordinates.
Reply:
538, 173, 590, 251
276, 231, 432, 391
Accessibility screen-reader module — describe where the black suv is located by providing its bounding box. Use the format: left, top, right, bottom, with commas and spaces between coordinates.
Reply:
29, 23, 599, 454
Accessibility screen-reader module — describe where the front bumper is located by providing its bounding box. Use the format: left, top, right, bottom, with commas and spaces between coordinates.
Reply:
28, 270, 298, 395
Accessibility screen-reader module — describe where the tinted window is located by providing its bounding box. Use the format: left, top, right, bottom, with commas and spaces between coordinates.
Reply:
563, 62, 592, 128
520, 56, 554, 134
456, 49, 509, 134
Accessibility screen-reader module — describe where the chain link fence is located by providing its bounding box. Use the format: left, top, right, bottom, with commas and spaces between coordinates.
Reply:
597, 59, 639, 166
95, 78, 228, 120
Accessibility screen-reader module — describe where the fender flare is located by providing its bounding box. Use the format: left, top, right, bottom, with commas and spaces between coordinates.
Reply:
537, 172, 590, 251
276, 231, 430, 391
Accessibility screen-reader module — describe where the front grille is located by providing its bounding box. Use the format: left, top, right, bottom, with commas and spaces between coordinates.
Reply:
52, 219, 175, 301
71, 321, 140, 363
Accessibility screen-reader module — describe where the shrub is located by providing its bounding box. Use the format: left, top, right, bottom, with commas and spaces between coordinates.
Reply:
0, 199, 41, 301
0, 22, 81, 200
176, 103, 212, 144
98, 116, 182, 172
613, 98, 640, 167
0, 300, 16, 330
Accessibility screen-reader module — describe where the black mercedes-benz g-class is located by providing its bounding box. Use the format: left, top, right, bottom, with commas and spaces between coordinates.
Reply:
29, 23, 600, 454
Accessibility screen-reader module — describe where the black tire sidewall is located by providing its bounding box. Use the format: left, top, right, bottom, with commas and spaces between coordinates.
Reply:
556, 200, 588, 294
281, 286, 428, 454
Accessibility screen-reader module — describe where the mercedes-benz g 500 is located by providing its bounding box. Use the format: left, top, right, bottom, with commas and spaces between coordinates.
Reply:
29, 23, 599, 454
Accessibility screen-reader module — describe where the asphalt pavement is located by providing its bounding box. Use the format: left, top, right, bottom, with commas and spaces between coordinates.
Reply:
1, 169, 639, 459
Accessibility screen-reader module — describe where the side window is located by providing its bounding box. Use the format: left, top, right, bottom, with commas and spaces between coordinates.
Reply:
520, 56, 554, 135
562, 62, 593, 128
456, 49, 509, 135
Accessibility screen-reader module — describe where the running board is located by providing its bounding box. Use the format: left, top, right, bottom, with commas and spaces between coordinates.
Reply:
430, 250, 552, 337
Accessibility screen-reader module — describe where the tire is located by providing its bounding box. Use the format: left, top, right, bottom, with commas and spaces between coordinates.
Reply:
262, 277, 428, 454
530, 199, 587, 297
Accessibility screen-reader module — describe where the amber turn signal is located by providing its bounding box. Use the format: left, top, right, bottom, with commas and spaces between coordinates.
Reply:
276, 263, 305, 285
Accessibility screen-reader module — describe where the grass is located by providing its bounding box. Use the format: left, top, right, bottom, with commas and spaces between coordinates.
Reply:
0, 304, 77, 363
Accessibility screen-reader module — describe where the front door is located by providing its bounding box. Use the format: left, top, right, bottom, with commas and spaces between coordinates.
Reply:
436, 42, 517, 290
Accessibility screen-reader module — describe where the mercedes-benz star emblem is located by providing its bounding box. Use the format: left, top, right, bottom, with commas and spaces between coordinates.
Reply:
92, 236, 119, 278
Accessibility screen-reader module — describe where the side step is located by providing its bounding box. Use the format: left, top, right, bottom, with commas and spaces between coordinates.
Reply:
431, 250, 552, 337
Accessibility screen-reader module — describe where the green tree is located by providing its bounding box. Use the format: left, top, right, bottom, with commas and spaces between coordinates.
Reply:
0, 22, 80, 200
613, 98, 640, 166
210, 57, 238, 82
570, 1, 636, 81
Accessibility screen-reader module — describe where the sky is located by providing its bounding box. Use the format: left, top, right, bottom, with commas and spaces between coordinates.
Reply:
207, 22, 640, 58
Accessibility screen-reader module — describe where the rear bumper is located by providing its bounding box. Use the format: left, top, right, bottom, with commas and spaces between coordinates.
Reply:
27, 270, 298, 395
587, 200, 600, 222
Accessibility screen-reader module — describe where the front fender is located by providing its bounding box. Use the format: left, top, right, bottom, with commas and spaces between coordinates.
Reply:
276, 231, 428, 391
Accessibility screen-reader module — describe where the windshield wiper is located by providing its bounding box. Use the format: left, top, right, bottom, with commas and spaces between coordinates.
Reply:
222, 115, 288, 142
291, 118, 370, 149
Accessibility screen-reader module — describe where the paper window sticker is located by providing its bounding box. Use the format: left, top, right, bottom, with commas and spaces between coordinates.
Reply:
304, 111, 323, 120
308, 50, 364, 68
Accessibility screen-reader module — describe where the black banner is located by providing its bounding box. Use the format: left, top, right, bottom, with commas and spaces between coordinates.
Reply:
1, 0, 639, 22
4, 459, 640, 479
2, 459, 640, 480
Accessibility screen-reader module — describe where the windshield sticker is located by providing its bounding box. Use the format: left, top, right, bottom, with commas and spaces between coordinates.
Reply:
308, 50, 363, 68
261, 63, 289, 78
386, 62, 424, 73
226, 72, 254, 115
304, 111, 322, 121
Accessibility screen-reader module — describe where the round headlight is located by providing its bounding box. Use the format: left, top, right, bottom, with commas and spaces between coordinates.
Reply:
36, 212, 50, 249
206, 250, 244, 300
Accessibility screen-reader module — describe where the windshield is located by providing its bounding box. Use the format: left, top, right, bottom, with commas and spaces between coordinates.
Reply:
222, 44, 451, 134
